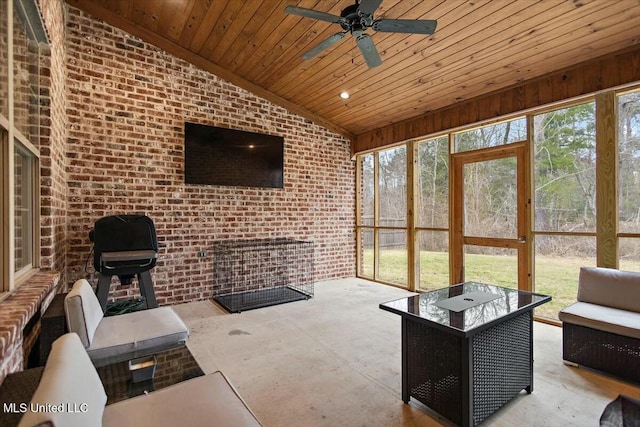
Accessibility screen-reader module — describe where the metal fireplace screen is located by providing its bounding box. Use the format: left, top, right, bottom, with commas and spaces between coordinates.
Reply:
212, 239, 314, 313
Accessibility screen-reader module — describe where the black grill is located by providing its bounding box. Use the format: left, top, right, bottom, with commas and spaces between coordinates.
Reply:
90, 215, 159, 312
92, 214, 158, 276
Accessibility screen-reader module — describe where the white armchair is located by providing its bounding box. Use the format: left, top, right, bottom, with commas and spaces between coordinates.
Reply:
64, 279, 189, 367
18, 333, 262, 427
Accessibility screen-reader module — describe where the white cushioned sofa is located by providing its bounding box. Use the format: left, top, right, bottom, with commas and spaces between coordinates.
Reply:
65, 279, 189, 367
559, 266, 640, 383
18, 333, 263, 427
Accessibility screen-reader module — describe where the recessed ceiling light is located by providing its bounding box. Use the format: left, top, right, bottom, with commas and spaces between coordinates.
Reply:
340, 91, 350, 99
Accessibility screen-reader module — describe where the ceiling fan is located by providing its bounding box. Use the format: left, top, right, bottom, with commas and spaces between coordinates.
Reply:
284, 0, 437, 68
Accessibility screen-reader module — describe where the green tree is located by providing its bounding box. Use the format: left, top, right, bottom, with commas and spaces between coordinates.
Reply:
534, 102, 596, 238
418, 136, 449, 229
618, 92, 640, 231
378, 146, 407, 228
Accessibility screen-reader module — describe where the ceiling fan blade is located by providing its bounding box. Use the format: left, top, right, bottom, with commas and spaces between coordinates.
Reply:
373, 19, 438, 35
301, 32, 347, 60
284, 5, 343, 24
357, 0, 384, 16
356, 33, 382, 68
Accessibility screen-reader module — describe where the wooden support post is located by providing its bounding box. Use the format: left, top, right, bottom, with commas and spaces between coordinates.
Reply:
595, 91, 618, 268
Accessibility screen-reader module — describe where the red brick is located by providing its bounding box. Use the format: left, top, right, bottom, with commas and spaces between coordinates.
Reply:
60, 6, 355, 305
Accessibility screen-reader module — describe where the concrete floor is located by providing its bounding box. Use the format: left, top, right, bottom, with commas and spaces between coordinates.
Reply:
173, 278, 640, 427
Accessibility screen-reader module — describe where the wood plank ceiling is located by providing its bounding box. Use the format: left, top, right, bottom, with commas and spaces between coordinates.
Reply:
66, 0, 640, 142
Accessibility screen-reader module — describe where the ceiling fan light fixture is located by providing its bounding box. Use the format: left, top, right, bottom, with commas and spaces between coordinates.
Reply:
340, 91, 350, 99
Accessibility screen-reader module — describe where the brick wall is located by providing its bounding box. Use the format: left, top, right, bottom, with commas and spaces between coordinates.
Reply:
0, 272, 59, 383
65, 7, 355, 305
39, 0, 68, 281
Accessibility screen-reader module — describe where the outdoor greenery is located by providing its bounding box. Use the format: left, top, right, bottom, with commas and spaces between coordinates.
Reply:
358, 90, 640, 320
418, 136, 449, 230
619, 91, 640, 236
362, 249, 640, 320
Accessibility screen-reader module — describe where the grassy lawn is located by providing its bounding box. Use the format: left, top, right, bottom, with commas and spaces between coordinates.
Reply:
360, 250, 610, 320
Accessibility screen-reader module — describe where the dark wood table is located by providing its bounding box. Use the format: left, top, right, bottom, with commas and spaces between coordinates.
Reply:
380, 282, 551, 427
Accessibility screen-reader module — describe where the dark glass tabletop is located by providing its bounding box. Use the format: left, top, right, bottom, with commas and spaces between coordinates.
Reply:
379, 282, 551, 336
96, 345, 204, 405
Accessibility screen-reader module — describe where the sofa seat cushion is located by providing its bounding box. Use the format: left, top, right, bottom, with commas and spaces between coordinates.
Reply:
18, 333, 107, 427
560, 301, 640, 340
103, 371, 262, 427
88, 306, 188, 366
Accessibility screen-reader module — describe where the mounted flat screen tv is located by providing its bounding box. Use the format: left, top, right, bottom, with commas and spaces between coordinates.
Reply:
184, 122, 284, 188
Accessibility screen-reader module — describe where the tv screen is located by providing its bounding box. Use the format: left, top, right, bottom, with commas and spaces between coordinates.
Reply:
184, 122, 284, 188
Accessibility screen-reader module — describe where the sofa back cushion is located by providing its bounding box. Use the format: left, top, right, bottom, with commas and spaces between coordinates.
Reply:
578, 267, 640, 313
64, 279, 104, 348
18, 333, 107, 427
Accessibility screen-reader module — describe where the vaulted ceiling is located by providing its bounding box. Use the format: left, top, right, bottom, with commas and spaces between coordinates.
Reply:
66, 0, 640, 144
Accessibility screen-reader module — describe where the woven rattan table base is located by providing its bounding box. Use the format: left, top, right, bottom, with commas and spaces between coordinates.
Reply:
404, 311, 533, 426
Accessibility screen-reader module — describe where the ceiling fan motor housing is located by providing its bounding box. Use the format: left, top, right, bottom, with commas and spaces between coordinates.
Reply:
340, 3, 373, 33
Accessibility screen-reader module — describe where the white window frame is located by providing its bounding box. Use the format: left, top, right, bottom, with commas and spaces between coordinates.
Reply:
1, 0, 47, 294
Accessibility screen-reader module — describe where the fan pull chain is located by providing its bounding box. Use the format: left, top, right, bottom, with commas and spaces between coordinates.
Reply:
351, 36, 355, 64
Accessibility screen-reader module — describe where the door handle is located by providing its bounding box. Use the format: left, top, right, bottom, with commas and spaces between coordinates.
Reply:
518, 236, 526, 243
